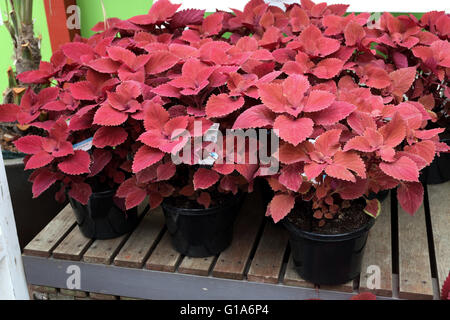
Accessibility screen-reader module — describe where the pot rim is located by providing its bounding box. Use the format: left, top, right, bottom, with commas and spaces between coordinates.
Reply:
283, 216, 375, 242
162, 192, 245, 216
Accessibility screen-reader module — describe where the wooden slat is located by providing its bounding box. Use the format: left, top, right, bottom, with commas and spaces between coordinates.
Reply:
398, 203, 433, 299
23, 205, 76, 258
427, 181, 450, 297
359, 196, 393, 297
247, 221, 289, 284
52, 228, 93, 261
114, 207, 165, 268
83, 201, 149, 265
83, 235, 128, 265
145, 232, 181, 273
178, 256, 215, 277
212, 192, 264, 280
283, 255, 315, 289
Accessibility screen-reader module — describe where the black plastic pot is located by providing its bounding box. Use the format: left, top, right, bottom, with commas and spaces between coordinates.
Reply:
420, 137, 450, 185
69, 190, 139, 240
162, 194, 245, 258
367, 189, 389, 203
283, 216, 375, 286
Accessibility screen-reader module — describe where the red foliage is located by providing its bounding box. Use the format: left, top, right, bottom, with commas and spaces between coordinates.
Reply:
0, 0, 448, 220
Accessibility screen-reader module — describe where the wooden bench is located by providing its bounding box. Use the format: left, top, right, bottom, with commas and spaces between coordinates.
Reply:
22, 182, 450, 300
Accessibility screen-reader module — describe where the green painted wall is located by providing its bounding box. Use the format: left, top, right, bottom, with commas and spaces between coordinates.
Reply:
0, 0, 52, 97
77, 0, 153, 38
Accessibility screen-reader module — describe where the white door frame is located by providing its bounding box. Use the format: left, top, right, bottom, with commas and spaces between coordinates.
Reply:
0, 148, 29, 300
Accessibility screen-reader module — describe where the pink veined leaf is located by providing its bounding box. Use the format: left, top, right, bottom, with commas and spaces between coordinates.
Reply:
69, 182, 92, 205
379, 156, 419, 182
325, 151, 366, 182
132, 145, 165, 173
314, 129, 343, 157
274, 115, 314, 146
69, 81, 98, 101
61, 42, 94, 63
87, 58, 121, 73
379, 113, 406, 148
170, 9, 205, 28
197, 192, 212, 209
233, 105, 276, 129
202, 12, 224, 36
145, 51, 180, 75
337, 178, 368, 200
126, 188, 148, 210
268, 194, 296, 223
32, 169, 59, 198
193, 168, 220, 190
312, 58, 345, 79
279, 164, 303, 192
206, 94, 245, 119
304, 90, 336, 112
344, 22, 366, 46
58, 150, 91, 175
309, 101, 356, 125
14, 135, 44, 154
397, 182, 424, 216
93, 126, 128, 148
93, 104, 129, 126
389, 67, 417, 98
364, 198, 381, 218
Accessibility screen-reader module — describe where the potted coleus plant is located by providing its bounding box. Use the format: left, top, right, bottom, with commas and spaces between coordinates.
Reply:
77, 0, 260, 257
231, 0, 449, 285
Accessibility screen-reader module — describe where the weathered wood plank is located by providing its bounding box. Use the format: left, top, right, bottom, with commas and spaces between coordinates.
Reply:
212, 193, 264, 280
427, 181, 450, 297
178, 256, 215, 277
145, 232, 181, 273
114, 207, 165, 268
83, 202, 149, 265
52, 227, 93, 261
359, 196, 393, 297
398, 202, 433, 299
247, 221, 289, 284
23, 206, 76, 258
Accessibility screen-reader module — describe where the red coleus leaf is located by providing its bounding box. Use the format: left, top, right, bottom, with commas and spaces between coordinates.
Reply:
70, 81, 98, 101
61, 42, 94, 63
14, 135, 44, 154
93, 126, 128, 148
304, 90, 336, 113
325, 151, 366, 182
25, 152, 54, 170
89, 149, 112, 177
279, 164, 303, 192
274, 115, 314, 146
93, 104, 129, 126
364, 199, 381, 219
206, 94, 245, 119
145, 51, 180, 75
197, 192, 212, 209
350, 292, 377, 300
0, 104, 20, 122
268, 194, 296, 223
309, 101, 356, 125
58, 150, 91, 175
132, 145, 165, 173
389, 67, 417, 99
233, 105, 275, 129
170, 9, 205, 28
298, 24, 341, 57
117, 178, 147, 210
157, 162, 176, 181
169, 58, 216, 95
32, 169, 59, 198
397, 182, 424, 216
69, 182, 92, 205
442, 272, 450, 300
87, 58, 121, 73
379, 156, 419, 182
312, 58, 345, 79
193, 168, 220, 190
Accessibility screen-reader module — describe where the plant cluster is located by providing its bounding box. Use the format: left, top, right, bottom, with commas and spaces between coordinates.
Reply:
0, 0, 448, 227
